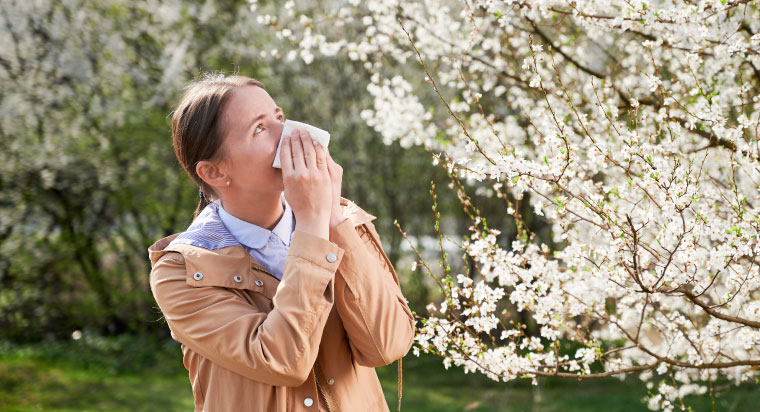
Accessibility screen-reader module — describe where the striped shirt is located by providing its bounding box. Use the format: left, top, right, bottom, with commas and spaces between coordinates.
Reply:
168, 192, 295, 280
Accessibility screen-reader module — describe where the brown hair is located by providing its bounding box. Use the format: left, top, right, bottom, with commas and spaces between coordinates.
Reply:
170, 72, 265, 220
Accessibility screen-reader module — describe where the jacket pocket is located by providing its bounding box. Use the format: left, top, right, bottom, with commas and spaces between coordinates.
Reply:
183, 350, 205, 407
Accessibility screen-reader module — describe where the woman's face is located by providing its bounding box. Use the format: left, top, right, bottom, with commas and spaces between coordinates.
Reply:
218, 85, 286, 195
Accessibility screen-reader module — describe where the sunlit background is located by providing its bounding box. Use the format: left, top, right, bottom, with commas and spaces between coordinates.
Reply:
2, 1, 759, 411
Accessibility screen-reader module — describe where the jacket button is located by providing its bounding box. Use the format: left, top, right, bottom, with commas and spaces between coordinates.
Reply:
233, 275, 243, 283
326, 253, 337, 263
193, 272, 203, 280
255, 279, 263, 287
327, 378, 334, 385
303, 397, 314, 407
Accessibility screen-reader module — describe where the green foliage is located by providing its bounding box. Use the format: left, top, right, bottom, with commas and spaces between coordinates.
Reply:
0, 0, 259, 341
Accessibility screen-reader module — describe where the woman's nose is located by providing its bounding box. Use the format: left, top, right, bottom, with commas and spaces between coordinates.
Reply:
272, 120, 284, 142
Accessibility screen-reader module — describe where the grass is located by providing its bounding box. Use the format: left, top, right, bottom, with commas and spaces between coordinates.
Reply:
0, 335, 757, 411
0, 335, 193, 412
376, 352, 760, 412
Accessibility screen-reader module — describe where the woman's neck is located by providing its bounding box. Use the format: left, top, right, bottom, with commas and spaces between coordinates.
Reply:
220, 191, 285, 231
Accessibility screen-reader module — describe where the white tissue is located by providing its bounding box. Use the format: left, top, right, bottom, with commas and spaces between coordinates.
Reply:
272, 120, 331, 168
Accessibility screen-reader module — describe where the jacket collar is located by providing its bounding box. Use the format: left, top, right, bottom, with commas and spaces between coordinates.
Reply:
148, 196, 377, 278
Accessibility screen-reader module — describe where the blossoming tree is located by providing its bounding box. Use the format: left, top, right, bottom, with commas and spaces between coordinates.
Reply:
250, 0, 760, 409
0, 0, 256, 338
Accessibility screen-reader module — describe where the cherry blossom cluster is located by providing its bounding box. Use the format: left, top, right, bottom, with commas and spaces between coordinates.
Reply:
249, 1, 760, 409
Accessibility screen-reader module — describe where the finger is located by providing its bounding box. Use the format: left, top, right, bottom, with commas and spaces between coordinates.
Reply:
325, 149, 334, 175
312, 138, 327, 172
325, 145, 335, 165
280, 134, 293, 174
325, 147, 339, 173
299, 130, 318, 171
290, 129, 306, 172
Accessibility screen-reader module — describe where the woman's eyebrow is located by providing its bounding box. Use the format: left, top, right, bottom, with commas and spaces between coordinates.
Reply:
247, 107, 284, 131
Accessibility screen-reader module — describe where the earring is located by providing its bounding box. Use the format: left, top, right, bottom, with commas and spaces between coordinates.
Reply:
226, 180, 230, 187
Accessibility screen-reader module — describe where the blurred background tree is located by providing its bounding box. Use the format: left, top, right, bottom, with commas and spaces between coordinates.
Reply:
0, 0, 488, 342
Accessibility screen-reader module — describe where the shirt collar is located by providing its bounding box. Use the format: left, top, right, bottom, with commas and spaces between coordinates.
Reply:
216, 192, 294, 249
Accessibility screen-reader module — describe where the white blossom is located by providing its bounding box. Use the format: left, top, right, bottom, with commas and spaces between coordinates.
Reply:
249, 1, 760, 410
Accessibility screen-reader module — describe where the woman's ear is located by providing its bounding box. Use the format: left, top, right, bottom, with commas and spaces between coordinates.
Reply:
196, 160, 228, 190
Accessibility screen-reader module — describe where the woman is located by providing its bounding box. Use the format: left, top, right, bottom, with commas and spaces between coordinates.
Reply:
148, 73, 415, 411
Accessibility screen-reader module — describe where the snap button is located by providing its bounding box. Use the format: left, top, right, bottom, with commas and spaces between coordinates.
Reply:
193, 272, 203, 280
233, 275, 243, 283
304, 397, 314, 407
327, 378, 334, 385
255, 279, 264, 287
326, 252, 337, 263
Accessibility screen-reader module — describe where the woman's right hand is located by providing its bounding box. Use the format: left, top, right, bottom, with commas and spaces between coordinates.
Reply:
280, 129, 332, 240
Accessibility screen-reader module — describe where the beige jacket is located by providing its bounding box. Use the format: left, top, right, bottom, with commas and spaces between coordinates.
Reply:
148, 197, 415, 412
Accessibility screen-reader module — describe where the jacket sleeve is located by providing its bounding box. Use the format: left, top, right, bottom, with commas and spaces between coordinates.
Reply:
329, 218, 416, 367
149, 230, 344, 387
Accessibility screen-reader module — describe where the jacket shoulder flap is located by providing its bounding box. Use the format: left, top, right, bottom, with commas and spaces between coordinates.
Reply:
157, 243, 275, 297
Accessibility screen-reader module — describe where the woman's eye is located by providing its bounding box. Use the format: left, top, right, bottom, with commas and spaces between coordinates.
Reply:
253, 115, 284, 136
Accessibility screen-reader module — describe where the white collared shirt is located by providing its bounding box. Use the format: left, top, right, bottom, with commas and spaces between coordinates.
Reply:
216, 192, 295, 280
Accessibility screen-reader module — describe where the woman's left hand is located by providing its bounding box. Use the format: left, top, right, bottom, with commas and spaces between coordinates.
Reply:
324, 145, 346, 229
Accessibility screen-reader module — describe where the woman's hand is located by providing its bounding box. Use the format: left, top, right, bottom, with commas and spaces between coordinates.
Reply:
324, 148, 347, 229
280, 129, 332, 240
